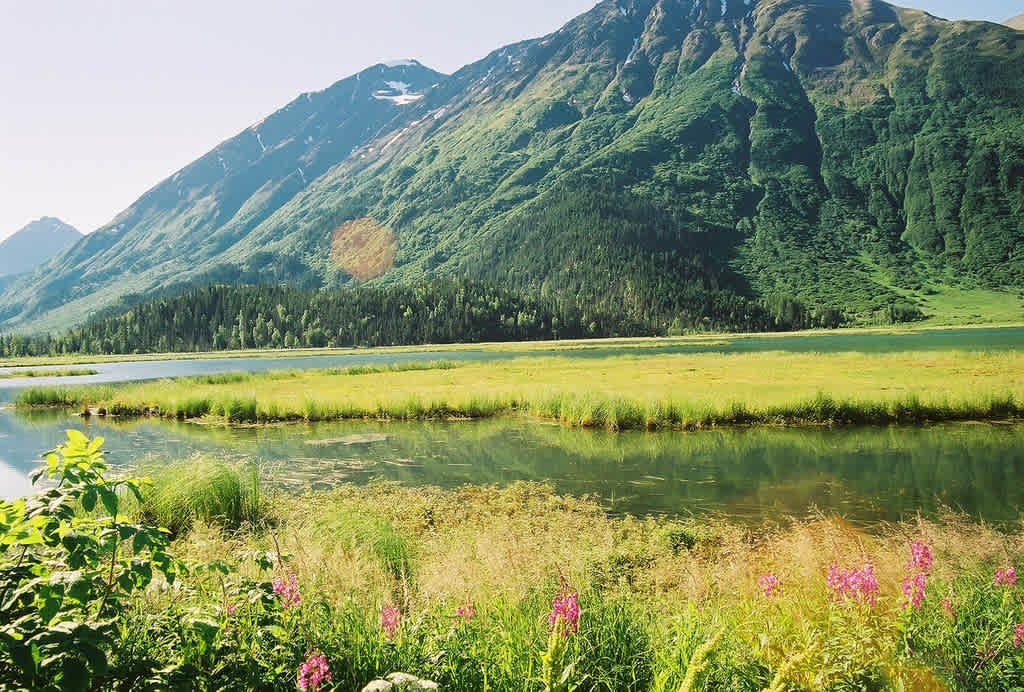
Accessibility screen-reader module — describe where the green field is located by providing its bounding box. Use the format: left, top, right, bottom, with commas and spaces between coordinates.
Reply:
3, 323, 1023, 368
17, 344, 1024, 429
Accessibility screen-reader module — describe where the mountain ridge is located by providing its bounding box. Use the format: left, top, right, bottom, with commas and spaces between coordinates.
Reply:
0, 218, 81, 280
3, 0, 1023, 333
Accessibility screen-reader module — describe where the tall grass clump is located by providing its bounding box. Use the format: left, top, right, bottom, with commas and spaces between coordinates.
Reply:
326, 360, 458, 377
15, 384, 115, 408
133, 457, 269, 536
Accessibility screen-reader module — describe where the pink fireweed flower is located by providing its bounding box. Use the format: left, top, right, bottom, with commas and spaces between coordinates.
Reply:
226, 603, 237, 616
827, 562, 880, 606
995, 566, 1017, 587
297, 652, 331, 692
454, 602, 476, 623
548, 586, 581, 636
908, 541, 933, 573
272, 574, 301, 608
1014, 624, 1024, 649
759, 573, 780, 598
381, 605, 401, 638
902, 572, 927, 610
942, 598, 957, 619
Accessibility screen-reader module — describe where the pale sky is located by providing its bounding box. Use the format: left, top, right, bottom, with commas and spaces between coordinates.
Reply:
1, 0, 1020, 240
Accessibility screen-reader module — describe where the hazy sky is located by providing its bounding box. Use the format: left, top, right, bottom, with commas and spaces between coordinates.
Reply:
1, 0, 1020, 241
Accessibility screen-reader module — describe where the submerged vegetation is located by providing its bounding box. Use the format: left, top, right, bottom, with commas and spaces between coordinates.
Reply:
3, 433, 1024, 690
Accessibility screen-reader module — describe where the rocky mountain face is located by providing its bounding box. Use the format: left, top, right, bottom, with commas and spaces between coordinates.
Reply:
2, 0, 1023, 331
1006, 14, 1024, 30
0, 218, 81, 279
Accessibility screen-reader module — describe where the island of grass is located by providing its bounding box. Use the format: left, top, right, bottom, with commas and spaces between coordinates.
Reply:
0, 367, 98, 379
16, 340, 1024, 428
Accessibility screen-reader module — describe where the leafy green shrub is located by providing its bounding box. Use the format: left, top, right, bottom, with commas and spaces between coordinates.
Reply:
0, 430, 178, 689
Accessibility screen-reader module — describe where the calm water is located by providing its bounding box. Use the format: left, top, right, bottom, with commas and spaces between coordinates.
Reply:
3, 411, 1023, 525
1, 326, 1022, 524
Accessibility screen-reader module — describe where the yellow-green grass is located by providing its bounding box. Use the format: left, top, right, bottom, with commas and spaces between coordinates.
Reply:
18, 349, 1024, 429
0, 367, 98, 378
916, 286, 1024, 326
175, 480, 1024, 690
4, 323, 1023, 368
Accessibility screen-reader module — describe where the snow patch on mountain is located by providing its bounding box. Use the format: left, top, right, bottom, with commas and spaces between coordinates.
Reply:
373, 80, 425, 105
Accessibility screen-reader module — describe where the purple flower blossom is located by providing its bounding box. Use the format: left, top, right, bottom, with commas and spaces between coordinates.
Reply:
454, 602, 476, 622
548, 584, 580, 636
272, 574, 301, 608
226, 603, 237, 616
298, 652, 331, 692
902, 572, 927, 610
759, 573, 780, 598
381, 605, 401, 638
995, 566, 1017, 587
827, 562, 880, 606
1014, 624, 1024, 649
907, 541, 933, 573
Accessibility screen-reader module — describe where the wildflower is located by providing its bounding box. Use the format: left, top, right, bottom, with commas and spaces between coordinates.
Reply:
995, 566, 1017, 587
381, 605, 401, 638
548, 585, 581, 636
1015, 624, 1024, 648
297, 652, 332, 692
759, 573, 780, 598
941, 598, 957, 619
226, 603, 237, 616
902, 572, 927, 610
827, 562, 879, 606
907, 540, 933, 572
272, 573, 301, 608
454, 602, 476, 623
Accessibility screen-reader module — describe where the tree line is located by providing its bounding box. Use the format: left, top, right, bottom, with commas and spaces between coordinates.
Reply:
0, 279, 867, 358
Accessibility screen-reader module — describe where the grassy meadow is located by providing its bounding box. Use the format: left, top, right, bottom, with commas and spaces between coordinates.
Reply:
5, 434, 1024, 691
2, 323, 1021, 369
16, 347, 1024, 429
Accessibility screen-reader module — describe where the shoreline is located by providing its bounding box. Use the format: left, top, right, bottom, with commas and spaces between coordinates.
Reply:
2, 321, 1023, 368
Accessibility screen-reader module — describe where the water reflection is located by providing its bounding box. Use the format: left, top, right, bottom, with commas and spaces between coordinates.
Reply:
3, 408, 1022, 526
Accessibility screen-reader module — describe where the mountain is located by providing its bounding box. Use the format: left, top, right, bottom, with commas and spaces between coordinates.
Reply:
1006, 14, 1024, 30
0, 217, 81, 279
3, 0, 1023, 333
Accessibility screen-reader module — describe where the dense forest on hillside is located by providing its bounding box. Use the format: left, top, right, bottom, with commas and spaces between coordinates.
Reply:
0, 279, 870, 357
2, 0, 1022, 334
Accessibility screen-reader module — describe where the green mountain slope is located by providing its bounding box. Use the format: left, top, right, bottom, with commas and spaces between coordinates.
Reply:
3, 0, 1023, 332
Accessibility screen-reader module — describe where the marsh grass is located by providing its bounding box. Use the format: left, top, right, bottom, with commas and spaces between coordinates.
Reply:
17, 351, 1022, 430
0, 367, 98, 379
132, 457, 269, 536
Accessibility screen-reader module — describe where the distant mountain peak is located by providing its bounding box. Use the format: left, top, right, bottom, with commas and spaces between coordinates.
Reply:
381, 58, 422, 68
0, 218, 81, 279
1006, 14, 1024, 30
